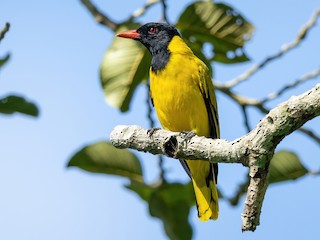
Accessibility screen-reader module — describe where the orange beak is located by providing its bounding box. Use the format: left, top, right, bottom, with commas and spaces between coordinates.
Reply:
116, 30, 140, 40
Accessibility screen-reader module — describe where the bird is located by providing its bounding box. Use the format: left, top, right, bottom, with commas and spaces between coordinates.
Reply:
117, 22, 220, 221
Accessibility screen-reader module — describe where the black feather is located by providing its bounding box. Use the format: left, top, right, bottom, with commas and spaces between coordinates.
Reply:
136, 23, 180, 72
200, 86, 219, 184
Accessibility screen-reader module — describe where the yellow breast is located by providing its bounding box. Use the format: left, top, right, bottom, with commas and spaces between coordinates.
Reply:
150, 36, 210, 136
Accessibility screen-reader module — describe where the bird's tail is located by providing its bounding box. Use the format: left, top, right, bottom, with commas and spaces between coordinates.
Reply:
190, 162, 219, 221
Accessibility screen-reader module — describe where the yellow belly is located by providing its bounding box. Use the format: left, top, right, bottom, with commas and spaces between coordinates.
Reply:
150, 55, 210, 137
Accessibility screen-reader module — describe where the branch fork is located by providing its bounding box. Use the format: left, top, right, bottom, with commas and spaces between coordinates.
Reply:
110, 84, 320, 231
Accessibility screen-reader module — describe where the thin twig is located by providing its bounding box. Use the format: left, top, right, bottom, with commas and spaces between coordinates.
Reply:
224, 8, 320, 88
80, 0, 119, 31
214, 81, 267, 112
146, 82, 165, 181
298, 127, 320, 145
261, 67, 320, 103
241, 105, 251, 132
0, 22, 10, 43
160, 0, 169, 24
146, 82, 155, 129
127, 0, 160, 22
308, 169, 320, 176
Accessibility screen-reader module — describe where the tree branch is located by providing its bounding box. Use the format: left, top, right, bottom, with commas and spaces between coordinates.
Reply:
214, 81, 320, 145
110, 84, 320, 231
80, 0, 119, 31
261, 67, 320, 103
224, 8, 320, 88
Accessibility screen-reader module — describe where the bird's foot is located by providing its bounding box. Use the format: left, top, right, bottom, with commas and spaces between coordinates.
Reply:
147, 127, 161, 137
181, 130, 196, 143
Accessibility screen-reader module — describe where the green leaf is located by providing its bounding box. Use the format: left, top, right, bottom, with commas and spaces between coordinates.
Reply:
68, 141, 143, 182
0, 95, 39, 116
127, 181, 194, 240
149, 182, 194, 240
100, 23, 151, 112
0, 53, 10, 70
269, 150, 308, 184
126, 180, 155, 202
176, 1, 254, 64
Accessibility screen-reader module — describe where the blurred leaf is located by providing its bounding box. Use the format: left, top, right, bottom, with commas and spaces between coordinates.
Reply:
100, 23, 151, 112
0, 53, 10, 70
68, 141, 143, 182
126, 180, 155, 202
269, 150, 308, 184
0, 95, 39, 116
176, 1, 253, 64
149, 182, 194, 240
127, 181, 194, 240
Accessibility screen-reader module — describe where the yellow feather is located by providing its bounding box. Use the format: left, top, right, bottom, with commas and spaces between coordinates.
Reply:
150, 36, 219, 221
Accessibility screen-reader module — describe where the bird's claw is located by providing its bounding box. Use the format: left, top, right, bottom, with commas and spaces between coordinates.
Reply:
181, 130, 196, 143
147, 127, 161, 137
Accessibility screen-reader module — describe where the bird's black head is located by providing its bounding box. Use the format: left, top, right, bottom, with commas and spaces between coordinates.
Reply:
117, 23, 180, 72
136, 23, 180, 54
117, 22, 180, 55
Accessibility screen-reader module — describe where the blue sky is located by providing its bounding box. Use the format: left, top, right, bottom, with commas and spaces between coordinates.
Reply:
0, 1, 319, 239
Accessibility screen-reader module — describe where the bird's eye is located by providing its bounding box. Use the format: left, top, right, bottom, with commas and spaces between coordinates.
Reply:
148, 27, 157, 33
